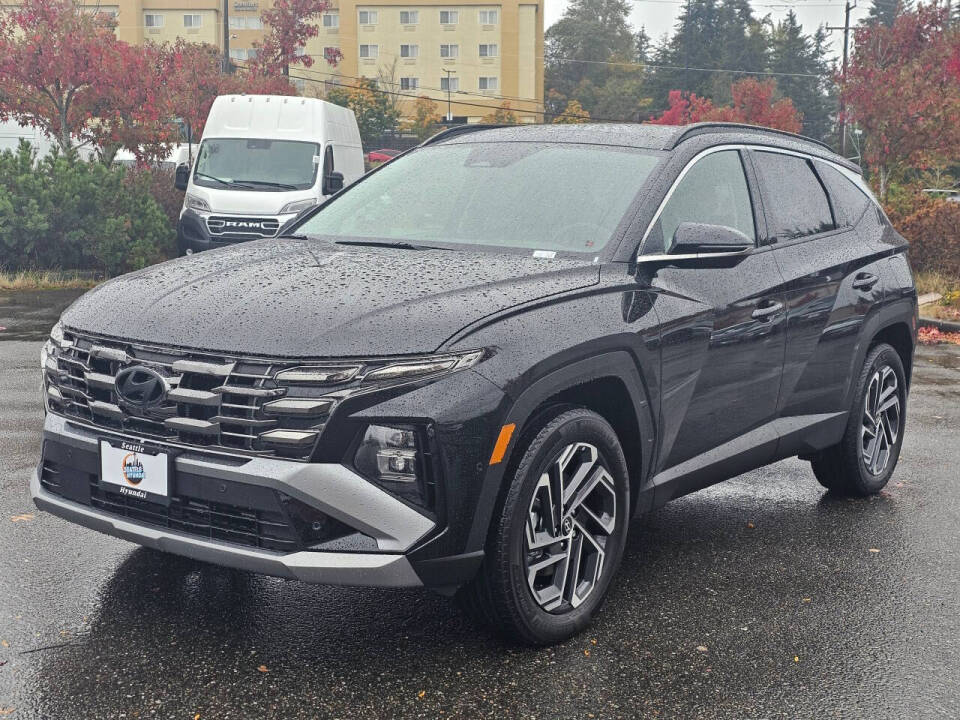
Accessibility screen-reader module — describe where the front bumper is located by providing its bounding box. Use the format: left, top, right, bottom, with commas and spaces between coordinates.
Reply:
177, 208, 298, 254
33, 414, 433, 587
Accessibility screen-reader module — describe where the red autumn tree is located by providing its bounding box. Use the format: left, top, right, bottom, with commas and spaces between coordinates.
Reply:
0, 0, 119, 152
649, 78, 802, 134
249, 0, 342, 77
840, 3, 960, 198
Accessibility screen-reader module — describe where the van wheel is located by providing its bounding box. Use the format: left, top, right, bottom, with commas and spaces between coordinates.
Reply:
457, 408, 630, 645
811, 343, 906, 496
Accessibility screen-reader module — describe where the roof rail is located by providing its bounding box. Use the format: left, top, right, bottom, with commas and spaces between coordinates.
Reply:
420, 124, 504, 146
670, 122, 834, 153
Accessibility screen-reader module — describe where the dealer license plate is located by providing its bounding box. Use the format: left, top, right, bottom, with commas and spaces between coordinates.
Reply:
99, 439, 169, 501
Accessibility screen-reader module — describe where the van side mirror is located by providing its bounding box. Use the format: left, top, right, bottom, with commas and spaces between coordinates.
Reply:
671, 222, 753, 255
174, 163, 190, 191
323, 171, 344, 196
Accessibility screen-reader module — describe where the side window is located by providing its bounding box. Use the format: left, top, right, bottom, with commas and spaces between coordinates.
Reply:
815, 162, 871, 227
752, 151, 835, 241
648, 150, 755, 253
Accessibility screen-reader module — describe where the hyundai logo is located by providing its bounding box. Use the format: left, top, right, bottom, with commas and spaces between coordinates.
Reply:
114, 366, 169, 408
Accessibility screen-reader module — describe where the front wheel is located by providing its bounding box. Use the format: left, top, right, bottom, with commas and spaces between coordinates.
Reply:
811, 342, 907, 496
458, 408, 630, 645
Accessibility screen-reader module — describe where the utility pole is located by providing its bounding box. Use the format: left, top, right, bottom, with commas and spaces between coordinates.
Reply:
827, 0, 855, 157
442, 68, 455, 122
222, 0, 231, 73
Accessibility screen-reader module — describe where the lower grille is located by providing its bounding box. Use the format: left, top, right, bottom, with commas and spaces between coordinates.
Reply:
39, 456, 373, 553
206, 216, 280, 241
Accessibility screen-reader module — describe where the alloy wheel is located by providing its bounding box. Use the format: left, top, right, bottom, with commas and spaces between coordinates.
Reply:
524, 442, 617, 613
861, 364, 901, 476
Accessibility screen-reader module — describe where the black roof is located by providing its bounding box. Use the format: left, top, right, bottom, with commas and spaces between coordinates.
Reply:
429, 122, 858, 172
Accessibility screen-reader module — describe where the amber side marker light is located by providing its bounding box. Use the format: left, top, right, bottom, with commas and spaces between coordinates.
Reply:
489, 423, 516, 465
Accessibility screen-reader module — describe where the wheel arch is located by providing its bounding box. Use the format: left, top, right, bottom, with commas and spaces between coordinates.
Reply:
465, 351, 657, 552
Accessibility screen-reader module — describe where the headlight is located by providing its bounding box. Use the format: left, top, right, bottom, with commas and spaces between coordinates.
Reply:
279, 198, 317, 215
272, 349, 486, 387
184, 193, 211, 212
354, 424, 430, 507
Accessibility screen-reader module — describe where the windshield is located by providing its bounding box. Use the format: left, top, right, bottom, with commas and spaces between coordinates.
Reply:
193, 138, 320, 191
296, 142, 662, 253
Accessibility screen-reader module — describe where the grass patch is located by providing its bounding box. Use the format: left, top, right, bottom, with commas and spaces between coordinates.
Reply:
0, 270, 102, 291
915, 270, 960, 298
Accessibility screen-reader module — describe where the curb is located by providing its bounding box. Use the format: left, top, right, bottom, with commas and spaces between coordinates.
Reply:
919, 316, 960, 333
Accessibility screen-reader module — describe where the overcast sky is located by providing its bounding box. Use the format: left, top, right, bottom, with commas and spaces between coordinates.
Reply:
543, 0, 874, 62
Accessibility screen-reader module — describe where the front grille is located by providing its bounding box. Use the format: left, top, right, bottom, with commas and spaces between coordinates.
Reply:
44, 331, 334, 460
206, 215, 280, 241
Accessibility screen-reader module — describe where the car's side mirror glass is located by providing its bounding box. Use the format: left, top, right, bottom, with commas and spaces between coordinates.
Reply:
323, 171, 344, 196
174, 163, 190, 191
671, 222, 753, 255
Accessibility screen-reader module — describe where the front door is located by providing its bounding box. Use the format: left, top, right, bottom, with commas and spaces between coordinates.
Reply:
640, 149, 787, 499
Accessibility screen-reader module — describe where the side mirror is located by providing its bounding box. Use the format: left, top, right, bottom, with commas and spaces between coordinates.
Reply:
323, 171, 344, 196
174, 163, 190, 191
671, 222, 753, 255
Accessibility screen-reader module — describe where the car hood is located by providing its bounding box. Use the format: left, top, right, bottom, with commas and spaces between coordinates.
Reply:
62, 239, 600, 357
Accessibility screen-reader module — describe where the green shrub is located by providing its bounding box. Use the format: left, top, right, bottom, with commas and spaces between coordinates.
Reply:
0, 141, 175, 276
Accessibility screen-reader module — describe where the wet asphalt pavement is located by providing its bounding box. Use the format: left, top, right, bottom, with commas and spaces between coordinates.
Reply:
1, 291, 959, 719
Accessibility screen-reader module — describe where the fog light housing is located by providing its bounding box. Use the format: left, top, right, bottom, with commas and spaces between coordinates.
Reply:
354, 424, 431, 508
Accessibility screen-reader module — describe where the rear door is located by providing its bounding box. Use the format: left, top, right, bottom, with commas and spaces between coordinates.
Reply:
748, 149, 886, 431
642, 148, 787, 494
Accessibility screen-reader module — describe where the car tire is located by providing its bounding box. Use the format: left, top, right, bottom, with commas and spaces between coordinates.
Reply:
811, 342, 907, 496
457, 408, 630, 645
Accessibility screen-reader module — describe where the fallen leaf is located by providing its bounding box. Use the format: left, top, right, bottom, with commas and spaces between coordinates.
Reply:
696, 645, 708, 652
746, 522, 755, 529
869, 548, 880, 553
583, 649, 590, 657
0, 709, 14, 717
1, 640, 8, 648
802, 598, 812, 603
10, 514, 33, 523
194, 715, 200, 720
417, 690, 425, 699
794, 656, 800, 662
590, 638, 597, 645
257, 665, 269, 673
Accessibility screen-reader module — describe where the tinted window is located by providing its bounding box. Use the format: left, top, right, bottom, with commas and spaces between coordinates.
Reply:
816, 162, 871, 227
753, 151, 835, 241
648, 150, 755, 253
298, 142, 662, 253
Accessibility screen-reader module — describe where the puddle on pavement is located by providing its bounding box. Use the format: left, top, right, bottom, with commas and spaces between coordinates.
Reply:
0, 288, 89, 341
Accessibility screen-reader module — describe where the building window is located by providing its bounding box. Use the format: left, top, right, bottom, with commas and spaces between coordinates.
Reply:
440, 44, 459, 58
322, 12, 339, 27
399, 10, 418, 24
183, 14, 202, 27
400, 77, 419, 90
229, 16, 262, 29
400, 44, 419, 58
479, 76, 498, 90
229, 48, 257, 60
440, 76, 459, 91
144, 13, 164, 27
359, 44, 378, 58
358, 10, 377, 25
439, 9, 458, 24
478, 9, 498, 24
323, 46, 339, 62
479, 43, 498, 58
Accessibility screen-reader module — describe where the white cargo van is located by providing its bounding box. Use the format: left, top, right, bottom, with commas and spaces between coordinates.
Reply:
174, 94, 364, 254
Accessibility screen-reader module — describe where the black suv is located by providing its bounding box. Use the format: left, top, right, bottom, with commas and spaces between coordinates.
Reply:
35, 123, 917, 645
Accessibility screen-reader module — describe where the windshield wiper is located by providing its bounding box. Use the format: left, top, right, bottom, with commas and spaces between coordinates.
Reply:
233, 179, 299, 190
194, 172, 255, 189
333, 239, 451, 251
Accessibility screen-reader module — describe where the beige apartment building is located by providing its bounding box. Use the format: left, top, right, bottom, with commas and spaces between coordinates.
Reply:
70, 0, 544, 123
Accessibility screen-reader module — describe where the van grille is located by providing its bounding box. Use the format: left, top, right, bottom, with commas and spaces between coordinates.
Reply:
44, 331, 332, 461
206, 216, 280, 241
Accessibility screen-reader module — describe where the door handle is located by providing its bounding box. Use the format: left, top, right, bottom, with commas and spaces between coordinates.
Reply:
752, 300, 783, 320
853, 272, 880, 291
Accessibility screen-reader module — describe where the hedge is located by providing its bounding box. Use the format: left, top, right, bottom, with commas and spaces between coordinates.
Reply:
890, 200, 960, 278
0, 141, 176, 276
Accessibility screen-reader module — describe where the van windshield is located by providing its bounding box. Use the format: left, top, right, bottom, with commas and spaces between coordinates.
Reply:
193, 138, 320, 191
296, 142, 663, 254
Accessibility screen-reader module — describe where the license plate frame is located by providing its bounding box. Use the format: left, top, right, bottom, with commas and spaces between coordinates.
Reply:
98, 439, 172, 506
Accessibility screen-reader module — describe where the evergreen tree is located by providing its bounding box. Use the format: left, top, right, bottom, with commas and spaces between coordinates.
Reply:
768, 12, 835, 140
863, 0, 913, 27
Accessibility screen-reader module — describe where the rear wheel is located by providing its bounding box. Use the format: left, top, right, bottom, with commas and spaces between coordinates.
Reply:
811, 343, 906, 496
458, 408, 630, 645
